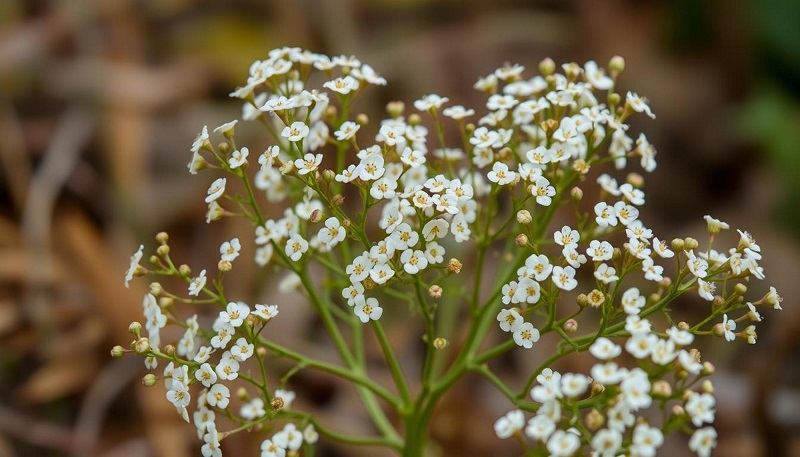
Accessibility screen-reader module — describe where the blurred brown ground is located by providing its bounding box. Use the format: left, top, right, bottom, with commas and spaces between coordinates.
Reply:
1, 0, 799, 456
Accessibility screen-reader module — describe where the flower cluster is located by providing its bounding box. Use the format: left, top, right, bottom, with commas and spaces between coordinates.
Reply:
117, 47, 783, 457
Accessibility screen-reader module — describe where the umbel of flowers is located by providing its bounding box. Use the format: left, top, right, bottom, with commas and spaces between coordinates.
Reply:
115, 46, 783, 457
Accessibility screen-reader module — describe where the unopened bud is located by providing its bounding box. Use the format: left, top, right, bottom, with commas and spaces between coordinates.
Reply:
433, 337, 448, 349
678, 321, 690, 331
585, 409, 605, 431
163, 344, 176, 357
156, 244, 169, 257
515, 234, 528, 247
652, 380, 672, 398
608, 93, 621, 107
332, 194, 345, 206
149, 255, 160, 265
626, 172, 644, 188
128, 321, 142, 337
672, 405, 685, 417
648, 293, 661, 304
539, 57, 556, 76
576, 293, 589, 308
257, 347, 267, 358
497, 147, 512, 161
684, 237, 699, 251
178, 264, 191, 276
159, 296, 173, 308
218, 260, 232, 272
564, 319, 578, 333
659, 277, 672, 289
541, 119, 559, 136
237, 387, 248, 400
671, 238, 685, 252
218, 142, 230, 154
570, 187, 583, 201
517, 209, 532, 225
408, 113, 421, 127
149, 282, 162, 296
110, 345, 126, 357
387, 101, 405, 118
325, 105, 338, 119
609, 56, 625, 74
309, 209, 324, 223
134, 337, 150, 354
322, 169, 336, 181
156, 232, 169, 245
702, 361, 715, 375
429, 285, 443, 298
591, 381, 605, 396
356, 113, 369, 125
701, 380, 714, 394
142, 373, 157, 387
734, 283, 748, 295
448, 258, 462, 274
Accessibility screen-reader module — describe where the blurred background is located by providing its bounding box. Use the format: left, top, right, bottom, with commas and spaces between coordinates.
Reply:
1, 0, 799, 456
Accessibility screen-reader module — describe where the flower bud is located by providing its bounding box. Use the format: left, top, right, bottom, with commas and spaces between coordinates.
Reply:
563, 62, 581, 80
218, 142, 230, 154
363, 277, 377, 290
408, 113, 422, 127
517, 209, 532, 225
648, 293, 661, 303
702, 361, 715, 375
734, 283, 748, 296
156, 232, 169, 245
429, 285, 443, 298
712, 323, 724, 338
496, 147, 512, 161
539, 57, 556, 76
671, 238, 685, 252
585, 408, 605, 431
149, 255, 160, 265
322, 169, 336, 181
570, 187, 583, 202
541, 119, 558, 136
237, 387, 249, 400
142, 373, 157, 387
159, 297, 173, 308
134, 337, 150, 354
671, 405, 685, 417
156, 245, 170, 257
678, 321, 690, 331
163, 344, 176, 357
128, 321, 142, 337
626, 172, 644, 188
387, 101, 405, 118
447, 258, 462, 274
608, 93, 621, 107
612, 247, 622, 260
280, 159, 294, 175
149, 282, 162, 296
178, 264, 191, 276
609, 56, 625, 74
309, 209, 324, 223
110, 345, 126, 358
256, 347, 267, 358
206, 201, 226, 222
433, 337, 448, 349
355, 113, 369, 125
325, 105, 338, 120
651, 380, 672, 398
332, 194, 345, 206
701, 380, 714, 394
572, 159, 590, 175
271, 396, 285, 411
563, 319, 578, 333
576, 293, 588, 308
659, 277, 672, 289
515, 234, 528, 247
683, 237, 699, 251
590, 381, 605, 396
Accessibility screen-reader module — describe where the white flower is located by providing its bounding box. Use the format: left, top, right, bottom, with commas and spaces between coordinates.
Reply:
260, 438, 286, 457
560, 373, 589, 398
400, 147, 426, 168
230, 337, 254, 361
188, 269, 207, 296
285, 233, 309, 261
487, 161, 517, 185
334, 121, 360, 140
281, 121, 310, 142
513, 277, 541, 304
202, 428, 222, 457
530, 177, 556, 206
614, 201, 639, 226
546, 430, 581, 457
525, 415, 556, 441
369, 263, 395, 285
631, 423, 663, 455
124, 244, 144, 287
626, 91, 655, 119
414, 94, 449, 111
686, 250, 709, 278
698, 278, 716, 301
220, 238, 241, 262
642, 257, 664, 282
205, 177, 226, 203
554, 226, 580, 249
652, 237, 674, 258
346, 253, 374, 282
354, 296, 383, 323
213, 119, 238, 135
318, 217, 346, 249
400, 249, 428, 274
220, 301, 250, 328
686, 392, 716, 427
722, 314, 736, 341
590, 337, 622, 360
622, 287, 645, 314
586, 239, 613, 261
215, 351, 240, 380
594, 263, 619, 283
551, 265, 578, 291
195, 363, 217, 387
294, 153, 323, 175
513, 322, 540, 349
206, 383, 230, 409
594, 201, 618, 227
584, 60, 613, 90
274, 388, 296, 409
228, 147, 249, 169
273, 423, 303, 451
240, 397, 266, 420
591, 428, 622, 457
494, 410, 525, 439
442, 105, 474, 119
689, 427, 718, 457
497, 308, 523, 332
167, 380, 191, 410
323, 76, 359, 94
